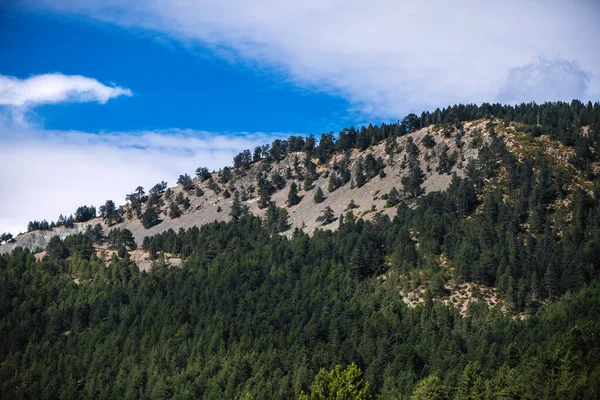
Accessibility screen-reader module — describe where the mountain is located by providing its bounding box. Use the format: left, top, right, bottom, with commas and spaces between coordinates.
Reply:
1, 118, 494, 253
1, 101, 600, 399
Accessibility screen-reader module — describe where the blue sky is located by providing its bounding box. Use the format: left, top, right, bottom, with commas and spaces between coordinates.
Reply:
0, 8, 352, 133
1, 0, 599, 235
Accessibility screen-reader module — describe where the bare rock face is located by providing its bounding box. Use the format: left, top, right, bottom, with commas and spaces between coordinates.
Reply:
0, 220, 103, 254
0, 119, 500, 253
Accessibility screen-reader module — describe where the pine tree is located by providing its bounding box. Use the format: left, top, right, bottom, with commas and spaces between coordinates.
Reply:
411, 376, 446, 400
328, 173, 340, 192
287, 182, 301, 206
168, 201, 181, 219
99, 200, 120, 226
386, 187, 401, 207
195, 167, 211, 181
350, 245, 368, 280
402, 165, 425, 198
141, 205, 161, 228
316, 206, 335, 225
455, 362, 484, 400
313, 187, 326, 203
299, 363, 371, 400
276, 208, 291, 232
355, 158, 366, 188
422, 133, 436, 149
436, 144, 453, 174
177, 174, 194, 191
230, 192, 248, 219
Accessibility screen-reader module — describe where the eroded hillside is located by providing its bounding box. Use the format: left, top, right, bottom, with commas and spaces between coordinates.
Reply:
2, 119, 502, 253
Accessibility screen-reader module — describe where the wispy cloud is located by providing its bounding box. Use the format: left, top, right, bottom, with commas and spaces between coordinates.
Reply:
0, 73, 132, 106
0, 125, 288, 235
22, 0, 600, 117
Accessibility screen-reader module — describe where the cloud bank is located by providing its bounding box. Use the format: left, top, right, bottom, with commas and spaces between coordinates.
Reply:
0, 126, 287, 235
23, 0, 600, 117
498, 56, 591, 104
0, 73, 132, 106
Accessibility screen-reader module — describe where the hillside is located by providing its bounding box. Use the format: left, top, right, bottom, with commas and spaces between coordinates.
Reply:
1, 101, 600, 399
2, 119, 504, 253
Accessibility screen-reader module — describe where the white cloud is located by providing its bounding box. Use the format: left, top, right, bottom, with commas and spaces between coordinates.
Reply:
22, 0, 600, 117
0, 125, 287, 235
0, 73, 132, 106
498, 56, 591, 104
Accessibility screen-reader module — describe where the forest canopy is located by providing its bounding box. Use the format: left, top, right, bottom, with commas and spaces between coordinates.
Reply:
2, 100, 600, 399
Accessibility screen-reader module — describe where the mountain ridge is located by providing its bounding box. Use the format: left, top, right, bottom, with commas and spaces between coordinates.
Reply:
1, 118, 499, 254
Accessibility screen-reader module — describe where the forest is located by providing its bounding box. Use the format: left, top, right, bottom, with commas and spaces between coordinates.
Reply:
1, 100, 600, 399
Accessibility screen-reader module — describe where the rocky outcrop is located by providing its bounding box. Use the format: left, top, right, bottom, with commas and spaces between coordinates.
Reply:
0, 220, 103, 254
1, 119, 499, 253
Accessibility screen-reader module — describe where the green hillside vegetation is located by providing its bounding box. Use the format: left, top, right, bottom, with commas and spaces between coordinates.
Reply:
1, 100, 600, 399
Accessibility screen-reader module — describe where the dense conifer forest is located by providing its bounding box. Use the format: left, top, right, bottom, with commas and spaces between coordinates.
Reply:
1, 101, 600, 399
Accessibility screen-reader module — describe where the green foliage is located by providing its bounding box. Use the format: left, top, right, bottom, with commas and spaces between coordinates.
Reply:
230, 191, 249, 219
168, 201, 182, 218
314, 187, 326, 203
288, 182, 301, 206
141, 205, 161, 228
422, 133, 436, 149
385, 187, 401, 207
0, 232, 14, 244
402, 164, 425, 198
74, 205, 97, 222
272, 172, 286, 190
233, 149, 252, 170
328, 172, 343, 193
149, 180, 168, 196
436, 144, 456, 174
177, 173, 194, 191
3, 101, 600, 399
106, 227, 137, 250
100, 199, 121, 226
316, 206, 335, 225
220, 167, 232, 184
355, 157, 366, 188
411, 376, 447, 400
299, 363, 371, 400
265, 201, 290, 233
195, 167, 211, 181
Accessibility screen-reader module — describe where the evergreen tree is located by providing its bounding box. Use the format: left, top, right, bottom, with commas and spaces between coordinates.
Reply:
436, 144, 456, 174
287, 182, 301, 206
271, 172, 286, 190
195, 167, 211, 181
405, 137, 420, 166
316, 206, 335, 225
455, 362, 485, 400
168, 201, 181, 219
299, 363, 371, 400
177, 174, 194, 191
386, 187, 401, 207
422, 133, 436, 148
328, 173, 341, 193
313, 187, 326, 203
230, 192, 249, 219
402, 165, 425, 198
74, 205, 97, 222
411, 376, 446, 400
304, 156, 318, 191
141, 205, 161, 228
0, 233, 14, 244
350, 245, 368, 280
99, 200, 120, 226
355, 157, 366, 188
219, 167, 232, 184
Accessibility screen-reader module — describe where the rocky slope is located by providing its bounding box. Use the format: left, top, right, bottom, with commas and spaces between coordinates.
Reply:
1, 119, 505, 253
